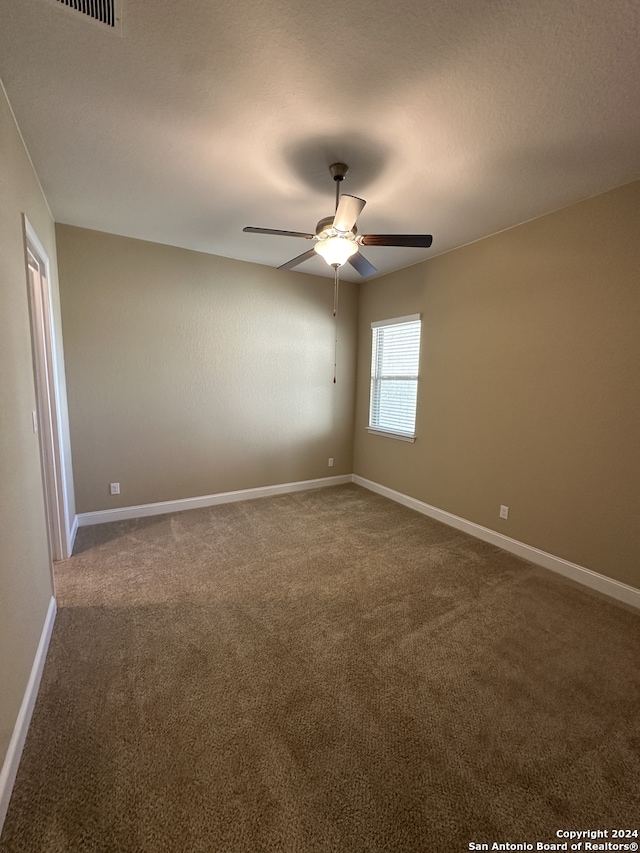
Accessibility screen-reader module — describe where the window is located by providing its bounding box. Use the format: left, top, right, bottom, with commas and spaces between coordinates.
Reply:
368, 315, 421, 441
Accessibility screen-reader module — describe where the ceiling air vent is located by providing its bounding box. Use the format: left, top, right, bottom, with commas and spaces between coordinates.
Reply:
54, 0, 122, 30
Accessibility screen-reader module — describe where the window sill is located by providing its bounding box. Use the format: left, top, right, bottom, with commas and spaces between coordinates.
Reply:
366, 428, 416, 443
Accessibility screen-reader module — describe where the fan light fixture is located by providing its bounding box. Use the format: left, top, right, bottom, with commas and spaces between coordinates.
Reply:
243, 161, 433, 277
314, 234, 358, 267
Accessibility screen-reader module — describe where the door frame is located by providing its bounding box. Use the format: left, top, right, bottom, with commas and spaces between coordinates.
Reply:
23, 216, 72, 561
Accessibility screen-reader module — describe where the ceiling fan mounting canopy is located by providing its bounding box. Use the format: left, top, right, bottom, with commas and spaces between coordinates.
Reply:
243, 163, 433, 277
329, 162, 349, 182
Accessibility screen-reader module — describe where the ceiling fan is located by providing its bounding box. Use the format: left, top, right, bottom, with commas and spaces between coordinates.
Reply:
243, 162, 433, 278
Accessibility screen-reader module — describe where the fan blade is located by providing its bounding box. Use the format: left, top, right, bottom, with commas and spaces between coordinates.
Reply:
359, 234, 433, 248
244, 227, 314, 239
333, 195, 366, 233
277, 248, 317, 271
348, 252, 378, 278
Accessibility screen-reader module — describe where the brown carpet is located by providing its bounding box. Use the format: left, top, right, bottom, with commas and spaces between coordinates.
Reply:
1, 484, 639, 852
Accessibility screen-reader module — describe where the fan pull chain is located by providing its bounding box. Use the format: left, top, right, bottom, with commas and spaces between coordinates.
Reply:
333, 266, 339, 384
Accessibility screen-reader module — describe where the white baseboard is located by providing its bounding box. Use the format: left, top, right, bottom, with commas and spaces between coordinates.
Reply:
73, 472, 639, 610
0, 596, 57, 834
76, 474, 353, 527
353, 475, 640, 611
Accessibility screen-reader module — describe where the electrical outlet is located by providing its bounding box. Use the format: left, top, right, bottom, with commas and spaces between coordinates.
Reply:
499, 505, 509, 520
328, 458, 334, 467
110, 482, 120, 495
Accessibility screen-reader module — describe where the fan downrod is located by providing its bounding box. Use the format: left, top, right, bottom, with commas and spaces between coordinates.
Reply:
329, 163, 348, 211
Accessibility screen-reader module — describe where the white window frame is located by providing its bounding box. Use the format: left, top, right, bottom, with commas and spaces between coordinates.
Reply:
367, 314, 421, 442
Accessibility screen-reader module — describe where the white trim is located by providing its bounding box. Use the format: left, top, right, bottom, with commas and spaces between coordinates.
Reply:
77, 474, 353, 526
0, 597, 57, 834
352, 476, 640, 611
366, 428, 416, 443
73, 472, 640, 608
68, 514, 79, 555
24, 217, 73, 560
371, 313, 420, 328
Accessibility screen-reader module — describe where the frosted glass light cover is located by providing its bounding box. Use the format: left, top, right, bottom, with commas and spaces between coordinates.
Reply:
315, 236, 358, 266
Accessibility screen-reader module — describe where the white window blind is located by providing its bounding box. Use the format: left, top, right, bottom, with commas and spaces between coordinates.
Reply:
369, 315, 421, 440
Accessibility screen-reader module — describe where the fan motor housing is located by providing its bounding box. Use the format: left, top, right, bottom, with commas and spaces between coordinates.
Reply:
315, 215, 357, 239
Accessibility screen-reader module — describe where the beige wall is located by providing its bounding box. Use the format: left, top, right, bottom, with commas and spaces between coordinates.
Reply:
56, 226, 358, 513
354, 181, 640, 589
0, 83, 71, 767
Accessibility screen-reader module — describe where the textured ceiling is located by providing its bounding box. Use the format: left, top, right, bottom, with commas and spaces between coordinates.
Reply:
0, 0, 638, 281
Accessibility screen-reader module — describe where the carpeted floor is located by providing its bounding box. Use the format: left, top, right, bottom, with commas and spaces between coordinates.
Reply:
1, 484, 639, 852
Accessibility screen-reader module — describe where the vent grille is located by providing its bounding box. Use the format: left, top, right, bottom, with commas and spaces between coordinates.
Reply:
55, 0, 117, 27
